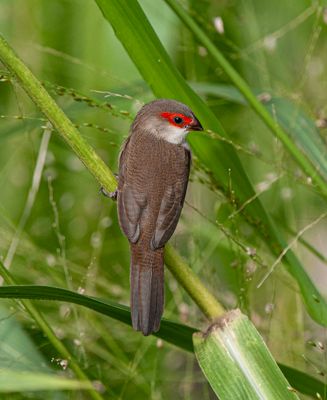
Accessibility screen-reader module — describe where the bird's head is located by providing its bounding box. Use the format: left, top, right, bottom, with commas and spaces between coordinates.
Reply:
132, 99, 203, 145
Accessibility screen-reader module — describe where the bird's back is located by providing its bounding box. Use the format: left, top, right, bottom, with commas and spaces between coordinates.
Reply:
117, 129, 190, 335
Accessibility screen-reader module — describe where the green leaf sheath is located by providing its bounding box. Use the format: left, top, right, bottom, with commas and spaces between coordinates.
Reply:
193, 310, 300, 400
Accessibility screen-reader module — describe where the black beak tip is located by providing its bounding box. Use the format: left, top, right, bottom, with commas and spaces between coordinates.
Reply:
193, 123, 203, 131
189, 118, 203, 131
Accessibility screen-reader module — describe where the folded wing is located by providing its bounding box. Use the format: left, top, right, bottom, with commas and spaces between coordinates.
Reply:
151, 158, 190, 250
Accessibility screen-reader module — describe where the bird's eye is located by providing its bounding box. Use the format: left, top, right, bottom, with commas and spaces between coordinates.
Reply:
173, 116, 183, 124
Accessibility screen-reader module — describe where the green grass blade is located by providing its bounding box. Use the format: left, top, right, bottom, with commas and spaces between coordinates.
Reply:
279, 364, 327, 399
265, 97, 327, 180
94, 0, 327, 327
0, 284, 325, 399
0, 370, 92, 393
0, 303, 52, 372
0, 284, 195, 352
94, 0, 225, 133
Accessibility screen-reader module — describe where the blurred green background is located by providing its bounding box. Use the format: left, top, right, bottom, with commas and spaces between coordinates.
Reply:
0, 0, 326, 398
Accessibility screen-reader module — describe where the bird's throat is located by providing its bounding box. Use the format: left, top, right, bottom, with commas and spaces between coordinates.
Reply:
159, 125, 188, 145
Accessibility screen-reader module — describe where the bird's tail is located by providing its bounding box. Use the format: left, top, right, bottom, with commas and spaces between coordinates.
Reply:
130, 242, 164, 336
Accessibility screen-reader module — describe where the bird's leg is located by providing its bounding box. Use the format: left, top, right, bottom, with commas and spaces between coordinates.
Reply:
100, 173, 118, 201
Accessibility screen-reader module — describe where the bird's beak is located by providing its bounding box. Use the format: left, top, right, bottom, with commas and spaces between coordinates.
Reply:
187, 117, 203, 131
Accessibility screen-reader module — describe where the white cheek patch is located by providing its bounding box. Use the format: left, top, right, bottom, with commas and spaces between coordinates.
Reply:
161, 125, 187, 145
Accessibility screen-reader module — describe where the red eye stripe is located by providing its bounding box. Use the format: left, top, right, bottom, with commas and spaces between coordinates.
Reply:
160, 112, 192, 128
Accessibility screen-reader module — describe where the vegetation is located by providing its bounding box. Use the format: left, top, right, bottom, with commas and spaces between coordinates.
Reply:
0, 0, 326, 398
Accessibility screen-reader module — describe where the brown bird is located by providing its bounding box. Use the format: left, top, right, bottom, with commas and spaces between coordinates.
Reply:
116, 99, 203, 336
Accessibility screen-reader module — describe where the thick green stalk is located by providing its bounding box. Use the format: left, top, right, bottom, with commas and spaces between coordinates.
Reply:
0, 34, 224, 319
0, 262, 102, 400
165, 246, 224, 318
194, 310, 300, 399
164, 0, 327, 198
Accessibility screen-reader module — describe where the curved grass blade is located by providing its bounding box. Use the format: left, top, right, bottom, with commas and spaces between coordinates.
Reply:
94, 0, 327, 327
0, 284, 195, 352
279, 364, 327, 399
265, 97, 327, 180
0, 284, 324, 398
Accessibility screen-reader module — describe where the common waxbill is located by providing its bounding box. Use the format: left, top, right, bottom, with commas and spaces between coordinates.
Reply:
116, 99, 203, 336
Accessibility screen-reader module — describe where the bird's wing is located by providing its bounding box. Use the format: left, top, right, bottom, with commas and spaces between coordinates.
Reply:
151, 150, 190, 250
118, 185, 147, 243
118, 137, 147, 243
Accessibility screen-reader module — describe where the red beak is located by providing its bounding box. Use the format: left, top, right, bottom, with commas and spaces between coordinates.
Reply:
187, 117, 203, 131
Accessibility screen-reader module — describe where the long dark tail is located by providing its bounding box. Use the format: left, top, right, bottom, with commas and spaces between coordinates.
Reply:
130, 243, 164, 336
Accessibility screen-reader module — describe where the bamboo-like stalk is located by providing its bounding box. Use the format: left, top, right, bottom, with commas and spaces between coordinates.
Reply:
165, 246, 224, 318
0, 35, 224, 320
193, 310, 300, 399
0, 262, 101, 400
164, 0, 327, 198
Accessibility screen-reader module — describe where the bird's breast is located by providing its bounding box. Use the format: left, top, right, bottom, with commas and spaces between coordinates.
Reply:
125, 133, 188, 186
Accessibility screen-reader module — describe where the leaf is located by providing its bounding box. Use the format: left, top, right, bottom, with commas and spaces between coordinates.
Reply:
265, 97, 327, 181
190, 82, 247, 105
0, 303, 49, 371
0, 302, 71, 399
0, 370, 92, 393
0, 284, 195, 353
279, 364, 327, 399
0, 284, 325, 399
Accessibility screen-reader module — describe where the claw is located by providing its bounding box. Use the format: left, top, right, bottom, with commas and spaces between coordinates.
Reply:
100, 186, 117, 201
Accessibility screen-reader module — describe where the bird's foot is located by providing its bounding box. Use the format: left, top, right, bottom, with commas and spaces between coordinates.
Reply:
100, 186, 117, 201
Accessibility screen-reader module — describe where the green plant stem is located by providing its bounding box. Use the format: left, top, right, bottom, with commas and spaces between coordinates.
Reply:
164, 0, 327, 198
165, 246, 224, 318
0, 35, 225, 320
0, 262, 102, 400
